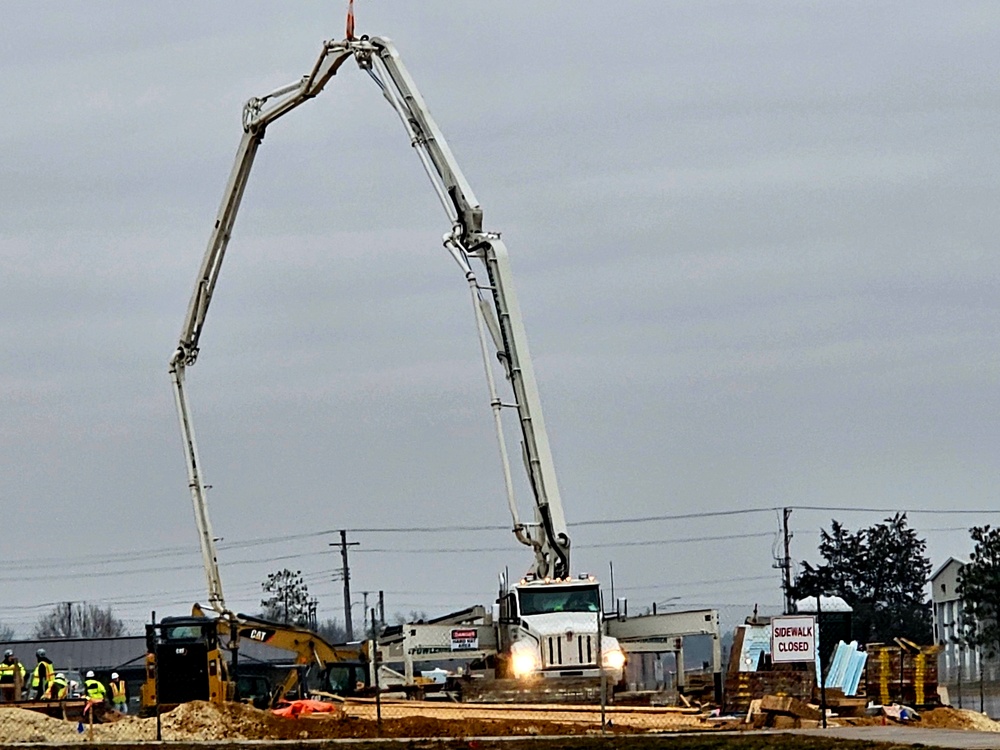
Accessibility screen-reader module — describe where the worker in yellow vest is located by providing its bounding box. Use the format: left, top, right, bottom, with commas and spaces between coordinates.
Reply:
109, 672, 127, 713
43, 673, 68, 700
0, 650, 27, 703
83, 671, 106, 702
31, 649, 55, 700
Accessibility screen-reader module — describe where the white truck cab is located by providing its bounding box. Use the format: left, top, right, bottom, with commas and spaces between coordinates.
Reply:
498, 576, 625, 682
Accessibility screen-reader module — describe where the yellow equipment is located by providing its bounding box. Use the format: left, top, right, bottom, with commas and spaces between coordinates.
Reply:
139, 609, 368, 715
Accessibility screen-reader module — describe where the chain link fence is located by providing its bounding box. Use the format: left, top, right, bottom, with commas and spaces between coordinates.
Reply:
939, 653, 1000, 718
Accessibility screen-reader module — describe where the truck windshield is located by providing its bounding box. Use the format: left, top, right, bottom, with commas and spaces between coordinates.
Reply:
518, 586, 599, 615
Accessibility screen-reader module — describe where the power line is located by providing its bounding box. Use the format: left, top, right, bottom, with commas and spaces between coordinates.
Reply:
6, 505, 992, 571
0, 530, 785, 584
356, 531, 779, 554
2, 519, 978, 583
790, 505, 1000, 515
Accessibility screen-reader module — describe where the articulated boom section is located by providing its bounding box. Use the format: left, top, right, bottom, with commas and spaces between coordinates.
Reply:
169, 33, 572, 617
369, 37, 571, 579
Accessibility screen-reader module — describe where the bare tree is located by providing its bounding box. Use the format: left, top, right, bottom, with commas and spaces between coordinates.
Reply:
0, 622, 15, 641
392, 610, 429, 625
33, 603, 126, 638
315, 617, 349, 644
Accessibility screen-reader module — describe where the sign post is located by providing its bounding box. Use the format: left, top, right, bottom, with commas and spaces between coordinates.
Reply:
771, 612, 824, 728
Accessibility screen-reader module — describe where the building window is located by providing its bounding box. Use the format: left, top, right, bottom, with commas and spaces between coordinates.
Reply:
942, 583, 947, 595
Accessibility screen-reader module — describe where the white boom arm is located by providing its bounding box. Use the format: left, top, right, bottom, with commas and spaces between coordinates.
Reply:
170, 36, 571, 606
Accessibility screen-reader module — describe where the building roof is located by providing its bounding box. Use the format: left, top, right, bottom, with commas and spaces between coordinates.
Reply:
930, 556, 966, 583
0, 636, 146, 672
0, 634, 309, 673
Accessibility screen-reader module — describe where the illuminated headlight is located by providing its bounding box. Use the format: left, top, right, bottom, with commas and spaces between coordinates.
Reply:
602, 647, 626, 671
510, 642, 540, 678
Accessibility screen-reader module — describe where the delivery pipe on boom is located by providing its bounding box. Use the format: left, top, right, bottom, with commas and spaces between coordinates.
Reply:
169, 33, 572, 628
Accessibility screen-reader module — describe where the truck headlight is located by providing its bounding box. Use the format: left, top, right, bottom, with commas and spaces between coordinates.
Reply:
510, 642, 540, 678
602, 647, 626, 671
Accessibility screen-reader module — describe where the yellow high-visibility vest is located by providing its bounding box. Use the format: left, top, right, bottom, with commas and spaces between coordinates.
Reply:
84, 679, 106, 701
45, 677, 68, 700
0, 661, 26, 683
110, 679, 126, 704
31, 660, 54, 688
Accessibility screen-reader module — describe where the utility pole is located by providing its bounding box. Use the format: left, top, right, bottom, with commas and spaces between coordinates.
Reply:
361, 591, 371, 636
378, 590, 385, 628
779, 508, 794, 613
330, 531, 359, 639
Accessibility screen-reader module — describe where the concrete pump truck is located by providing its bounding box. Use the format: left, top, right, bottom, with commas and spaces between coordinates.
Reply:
159, 24, 625, 704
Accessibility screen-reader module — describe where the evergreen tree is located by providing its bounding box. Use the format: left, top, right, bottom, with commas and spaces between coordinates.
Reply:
793, 513, 932, 643
957, 525, 1000, 657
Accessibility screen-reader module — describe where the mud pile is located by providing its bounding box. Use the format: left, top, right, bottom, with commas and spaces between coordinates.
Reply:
161, 701, 311, 740
0, 702, 334, 743
918, 707, 1000, 731
0, 708, 88, 744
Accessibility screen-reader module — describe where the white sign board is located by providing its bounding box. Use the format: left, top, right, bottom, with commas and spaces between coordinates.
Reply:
770, 615, 816, 663
451, 628, 478, 651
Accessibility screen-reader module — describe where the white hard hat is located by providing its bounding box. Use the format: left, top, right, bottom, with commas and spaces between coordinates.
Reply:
111, 672, 119, 679
56, 673, 65, 680
86, 670, 95, 678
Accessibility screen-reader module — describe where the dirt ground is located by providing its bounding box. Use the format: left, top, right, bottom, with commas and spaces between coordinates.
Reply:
0, 700, 997, 745
0, 700, 707, 743
842, 706, 1000, 732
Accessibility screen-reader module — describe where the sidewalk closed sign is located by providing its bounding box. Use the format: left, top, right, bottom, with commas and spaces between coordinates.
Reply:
770, 615, 816, 663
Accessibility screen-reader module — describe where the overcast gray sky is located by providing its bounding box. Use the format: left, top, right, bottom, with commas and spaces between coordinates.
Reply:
2, 1, 997, 636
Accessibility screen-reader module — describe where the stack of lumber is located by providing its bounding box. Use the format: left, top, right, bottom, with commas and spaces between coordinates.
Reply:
746, 694, 823, 729
865, 640, 941, 708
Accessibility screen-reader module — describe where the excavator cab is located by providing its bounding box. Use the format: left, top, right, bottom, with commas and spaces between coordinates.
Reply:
321, 663, 369, 696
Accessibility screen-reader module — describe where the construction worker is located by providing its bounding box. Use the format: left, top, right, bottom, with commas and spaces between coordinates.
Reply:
31, 648, 55, 700
0, 650, 27, 703
44, 673, 68, 700
83, 670, 107, 703
109, 672, 127, 713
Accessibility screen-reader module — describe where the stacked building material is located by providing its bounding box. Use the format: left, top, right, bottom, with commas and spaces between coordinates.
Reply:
724, 621, 816, 714
824, 640, 867, 695
865, 640, 941, 708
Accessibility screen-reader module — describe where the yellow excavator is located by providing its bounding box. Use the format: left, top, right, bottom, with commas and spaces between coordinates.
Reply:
139, 607, 368, 715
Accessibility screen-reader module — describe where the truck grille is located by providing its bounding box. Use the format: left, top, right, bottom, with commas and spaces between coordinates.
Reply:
542, 633, 595, 669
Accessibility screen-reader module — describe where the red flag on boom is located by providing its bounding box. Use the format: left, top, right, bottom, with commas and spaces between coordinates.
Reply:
346, 0, 355, 40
